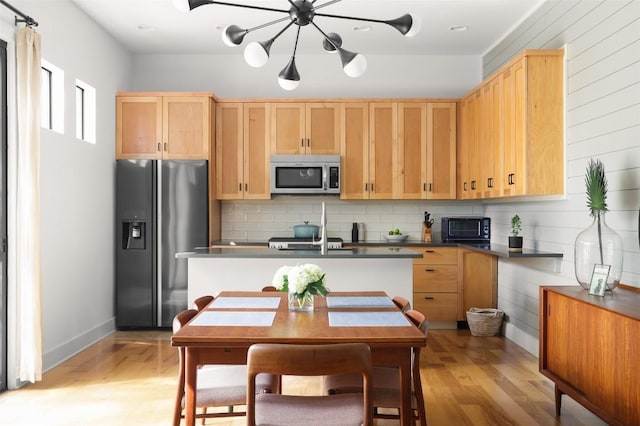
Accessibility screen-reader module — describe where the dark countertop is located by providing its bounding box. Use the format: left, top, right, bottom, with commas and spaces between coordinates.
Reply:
177, 246, 422, 259
209, 240, 563, 259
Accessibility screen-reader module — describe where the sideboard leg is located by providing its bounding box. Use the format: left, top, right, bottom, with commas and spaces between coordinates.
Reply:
554, 384, 563, 416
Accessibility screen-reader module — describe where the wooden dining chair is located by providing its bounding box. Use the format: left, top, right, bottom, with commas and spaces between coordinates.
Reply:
261, 285, 278, 292
246, 343, 373, 426
192, 295, 214, 311
392, 295, 412, 312
323, 309, 429, 426
172, 309, 279, 426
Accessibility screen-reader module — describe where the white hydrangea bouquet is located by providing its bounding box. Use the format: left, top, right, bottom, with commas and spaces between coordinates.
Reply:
272, 263, 328, 311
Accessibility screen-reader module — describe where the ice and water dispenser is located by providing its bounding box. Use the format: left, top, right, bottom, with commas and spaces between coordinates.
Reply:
122, 220, 146, 250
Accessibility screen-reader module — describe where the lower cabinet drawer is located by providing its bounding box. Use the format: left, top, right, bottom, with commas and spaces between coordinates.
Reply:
413, 265, 458, 292
413, 292, 457, 321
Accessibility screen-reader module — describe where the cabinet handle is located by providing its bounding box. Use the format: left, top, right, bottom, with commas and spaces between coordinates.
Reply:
245, 183, 248, 191
488, 177, 493, 188
423, 183, 426, 191
164, 143, 167, 152
429, 183, 432, 192
157, 142, 161, 152
471, 180, 476, 190
307, 138, 310, 147
425, 269, 435, 272
424, 297, 435, 300
424, 250, 435, 253
239, 183, 242, 191
364, 183, 368, 191
301, 138, 304, 147
508, 173, 515, 185
371, 183, 374, 192
463, 182, 467, 191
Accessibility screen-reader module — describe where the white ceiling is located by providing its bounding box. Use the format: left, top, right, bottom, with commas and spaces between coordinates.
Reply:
70, 0, 545, 56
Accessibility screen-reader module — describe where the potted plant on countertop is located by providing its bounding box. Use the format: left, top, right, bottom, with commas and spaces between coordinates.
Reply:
508, 215, 523, 252
574, 159, 623, 291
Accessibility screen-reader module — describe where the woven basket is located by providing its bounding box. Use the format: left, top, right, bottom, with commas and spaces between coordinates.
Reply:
466, 308, 504, 336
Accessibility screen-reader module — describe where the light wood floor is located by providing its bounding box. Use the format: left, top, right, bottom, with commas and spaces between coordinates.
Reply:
0, 330, 606, 425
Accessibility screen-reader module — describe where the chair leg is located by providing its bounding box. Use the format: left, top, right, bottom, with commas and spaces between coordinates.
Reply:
201, 407, 207, 425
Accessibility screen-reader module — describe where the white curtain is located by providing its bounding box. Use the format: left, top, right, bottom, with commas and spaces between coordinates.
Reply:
15, 26, 42, 383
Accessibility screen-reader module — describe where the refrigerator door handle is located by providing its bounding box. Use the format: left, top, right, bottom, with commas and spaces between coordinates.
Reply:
156, 161, 163, 327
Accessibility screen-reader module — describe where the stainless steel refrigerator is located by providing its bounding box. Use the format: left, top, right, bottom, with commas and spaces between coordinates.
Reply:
116, 160, 208, 328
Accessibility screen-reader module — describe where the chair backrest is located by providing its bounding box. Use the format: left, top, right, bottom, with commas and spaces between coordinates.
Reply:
392, 295, 411, 313
172, 309, 198, 425
246, 343, 373, 425
192, 295, 214, 311
405, 309, 428, 336
261, 285, 278, 292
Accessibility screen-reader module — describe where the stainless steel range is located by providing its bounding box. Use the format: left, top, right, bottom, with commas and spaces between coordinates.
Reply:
268, 237, 343, 250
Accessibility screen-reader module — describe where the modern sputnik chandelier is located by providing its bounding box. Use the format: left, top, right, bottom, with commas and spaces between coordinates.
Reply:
174, 0, 421, 90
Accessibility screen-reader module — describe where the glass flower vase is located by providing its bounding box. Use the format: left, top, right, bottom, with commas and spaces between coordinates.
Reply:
288, 291, 314, 312
574, 213, 623, 291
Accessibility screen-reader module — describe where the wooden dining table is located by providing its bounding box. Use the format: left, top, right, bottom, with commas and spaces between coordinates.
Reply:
171, 290, 427, 426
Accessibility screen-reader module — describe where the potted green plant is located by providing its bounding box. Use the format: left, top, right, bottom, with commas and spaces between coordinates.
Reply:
508, 215, 523, 252
574, 159, 623, 291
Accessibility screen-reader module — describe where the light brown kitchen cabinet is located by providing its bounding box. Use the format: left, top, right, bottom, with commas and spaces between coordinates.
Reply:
216, 103, 270, 200
426, 102, 457, 199
368, 102, 397, 199
412, 247, 458, 321
458, 49, 564, 199
270, 103, 340, 155
339, 103, 370, 200
502, 52, 564, 197
116, 93, 211, 160
397, 103, 426, 199
539, 286, 640, 425
458, 249, 497, 320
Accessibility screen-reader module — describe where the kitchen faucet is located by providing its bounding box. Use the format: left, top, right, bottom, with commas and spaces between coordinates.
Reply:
312, 202, 328, 255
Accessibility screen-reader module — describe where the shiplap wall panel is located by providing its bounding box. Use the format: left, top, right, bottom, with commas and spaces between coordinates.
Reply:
483, 0, 640, 355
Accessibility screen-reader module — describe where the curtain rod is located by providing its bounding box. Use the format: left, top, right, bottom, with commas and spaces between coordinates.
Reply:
0, 0, 38, 27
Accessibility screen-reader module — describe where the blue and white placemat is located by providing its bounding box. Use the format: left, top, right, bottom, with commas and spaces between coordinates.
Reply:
326, 296, 395, 308
210, 297, 281, 309
328, 311, 411, 327
190, 311, 276, 327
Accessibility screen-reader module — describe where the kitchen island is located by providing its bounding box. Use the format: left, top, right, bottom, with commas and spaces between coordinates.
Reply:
177, 247, 421, 304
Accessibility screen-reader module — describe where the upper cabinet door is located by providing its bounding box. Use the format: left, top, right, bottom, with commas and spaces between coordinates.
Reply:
369, 102, 397, 200
116, 96, 163, 159
305, 103, 340, 154
243, 103, 271, 200
427, 102, 457, 199
340, 103, 369, 200
163, 96, 211, 159
397, 103, 427, 199
216, 103, 244, 200
271, 103, 305, 154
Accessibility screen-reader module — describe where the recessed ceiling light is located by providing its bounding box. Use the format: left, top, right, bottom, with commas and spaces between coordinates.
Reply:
353, 25, 371, 32
450, 25, 468, 32
137, 24, 155, 31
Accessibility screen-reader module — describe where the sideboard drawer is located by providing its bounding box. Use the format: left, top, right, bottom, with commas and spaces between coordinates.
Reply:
413, 265, 458, 292
413, 292, 457, 321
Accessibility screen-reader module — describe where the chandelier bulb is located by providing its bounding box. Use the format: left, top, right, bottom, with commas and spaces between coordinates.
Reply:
322, 33, 342, 53
244, 41, 272, 68
278, 57, 300, 91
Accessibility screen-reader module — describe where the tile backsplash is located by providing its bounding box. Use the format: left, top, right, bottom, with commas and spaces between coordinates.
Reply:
220, 197, 484, 243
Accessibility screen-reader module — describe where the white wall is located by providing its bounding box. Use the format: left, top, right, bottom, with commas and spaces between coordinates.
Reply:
132, 53, 481, 98
482, 0, 640, 355
9, 1, 132, 377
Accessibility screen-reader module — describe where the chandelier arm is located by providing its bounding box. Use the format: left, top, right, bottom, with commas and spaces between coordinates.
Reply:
291, 25, 301, 57
269, 21, 296, 42
287, 0, 300, 12
311, 0, 343, 11
313, 12, 387, 25
188, 0, 289, 14
247, 15, 292, 33
309, 20, 338, 50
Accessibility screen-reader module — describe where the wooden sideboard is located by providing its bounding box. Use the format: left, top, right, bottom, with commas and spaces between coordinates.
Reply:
539, 285, 640, 425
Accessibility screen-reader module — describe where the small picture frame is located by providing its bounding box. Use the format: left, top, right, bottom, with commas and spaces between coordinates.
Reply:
588, 264, 611, 296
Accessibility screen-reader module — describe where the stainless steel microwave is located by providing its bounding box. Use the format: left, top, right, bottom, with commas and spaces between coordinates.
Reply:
270, 155, 340, 195
441, 216, 491, 242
